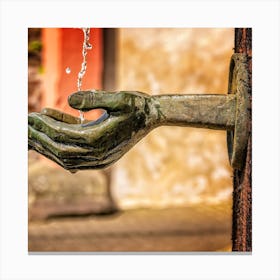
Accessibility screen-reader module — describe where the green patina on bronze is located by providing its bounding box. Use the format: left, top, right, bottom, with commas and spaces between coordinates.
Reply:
28, 54, 250, 172
28, 91, 156, 172
154, 94, 236, 130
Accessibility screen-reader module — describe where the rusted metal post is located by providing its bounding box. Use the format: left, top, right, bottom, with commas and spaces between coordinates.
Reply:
232, 28, 252, 251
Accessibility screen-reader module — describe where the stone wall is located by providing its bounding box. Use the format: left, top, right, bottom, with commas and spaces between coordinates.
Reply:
112, 28, 234, 209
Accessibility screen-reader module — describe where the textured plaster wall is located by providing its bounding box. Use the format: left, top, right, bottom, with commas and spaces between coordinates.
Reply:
112, 28, 234, 209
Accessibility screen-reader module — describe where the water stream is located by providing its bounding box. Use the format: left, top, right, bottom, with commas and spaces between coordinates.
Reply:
66, 28, 92, 123
77, 28, 92, 122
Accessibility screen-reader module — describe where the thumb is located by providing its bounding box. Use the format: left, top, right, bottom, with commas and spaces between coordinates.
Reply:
68, 90, 132, 112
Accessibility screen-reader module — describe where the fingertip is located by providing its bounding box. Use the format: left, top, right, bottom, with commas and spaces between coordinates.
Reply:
68, 91, 82, 108
68, 90, 95, 109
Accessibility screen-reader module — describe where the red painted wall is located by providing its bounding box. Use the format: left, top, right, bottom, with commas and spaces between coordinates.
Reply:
42, 28, 103, 119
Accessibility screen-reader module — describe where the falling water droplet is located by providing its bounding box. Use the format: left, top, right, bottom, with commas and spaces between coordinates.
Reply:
65, 67, 71, 74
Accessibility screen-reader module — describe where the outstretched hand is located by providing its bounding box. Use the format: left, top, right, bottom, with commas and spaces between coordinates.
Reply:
28, 90, 158, 171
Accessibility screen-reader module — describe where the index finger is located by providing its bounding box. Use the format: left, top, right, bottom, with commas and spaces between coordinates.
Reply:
68, 90, 132, 112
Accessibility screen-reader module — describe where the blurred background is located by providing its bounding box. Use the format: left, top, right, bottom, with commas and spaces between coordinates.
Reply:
28, 28, 234, 252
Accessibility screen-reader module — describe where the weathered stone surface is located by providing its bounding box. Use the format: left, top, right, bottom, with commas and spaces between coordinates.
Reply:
28, 151, 115, 220
29, 202, 232, 252
113, 28, 234, 209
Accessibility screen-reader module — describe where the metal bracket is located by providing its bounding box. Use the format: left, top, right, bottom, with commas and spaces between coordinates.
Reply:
227, 53, 250, 170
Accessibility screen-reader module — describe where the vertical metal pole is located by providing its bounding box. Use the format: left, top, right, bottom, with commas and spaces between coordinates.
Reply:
232, 28, 252, 251
102, 28, 118, 213
102, 28, 117, 91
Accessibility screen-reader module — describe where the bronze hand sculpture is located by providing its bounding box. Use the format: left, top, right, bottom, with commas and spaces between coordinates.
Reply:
28, 90, 236, 172
29, 90, 155, 172
28, 54, 249, 171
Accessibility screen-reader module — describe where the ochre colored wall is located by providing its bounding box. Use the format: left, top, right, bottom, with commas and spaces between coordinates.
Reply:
112, 28, 234, 209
